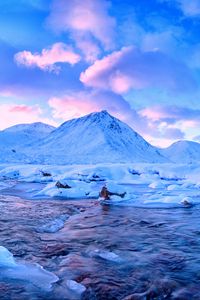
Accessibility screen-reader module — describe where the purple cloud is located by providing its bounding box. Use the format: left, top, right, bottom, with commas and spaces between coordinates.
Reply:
47, 0, 116, 61
80, 46, 196, 94
15, 43, 81, 73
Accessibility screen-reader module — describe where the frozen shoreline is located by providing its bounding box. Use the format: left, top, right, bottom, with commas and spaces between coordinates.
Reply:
0, 162, 199, 208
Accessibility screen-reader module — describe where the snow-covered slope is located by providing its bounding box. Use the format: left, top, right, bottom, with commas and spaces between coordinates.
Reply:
0, 122, 55, 163
24, 110, 167, 164
160, 140, 200, 163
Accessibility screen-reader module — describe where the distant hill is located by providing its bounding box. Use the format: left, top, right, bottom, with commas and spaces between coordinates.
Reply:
160, 140, 200, 163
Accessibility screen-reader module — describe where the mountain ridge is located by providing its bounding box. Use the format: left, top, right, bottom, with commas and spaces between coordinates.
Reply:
22, 110, 167, 164
0, 111, 199, 164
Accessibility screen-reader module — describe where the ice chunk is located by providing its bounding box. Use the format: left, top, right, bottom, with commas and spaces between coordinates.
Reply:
88, 249, 123, 263
36, 180, 98, 199
36, 214, 69, 233
149, 181, 165, 189
0, 246, 16, 267
0, 246, 58, 290
66, 279, 86, 294
105, 182, 126, 194
167, 184, 181, 191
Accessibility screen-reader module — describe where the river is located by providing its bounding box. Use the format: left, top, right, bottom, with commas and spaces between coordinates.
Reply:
0, 181, 200, 299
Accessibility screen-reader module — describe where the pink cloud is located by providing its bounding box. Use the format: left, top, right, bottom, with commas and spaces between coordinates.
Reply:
15, 43, 81, 73
47, 0, 116, 60
9, 105, 37, 113
139, 105, 200, 124
0, 103, 56, 130
139, 106, 173, 121
49, 95, 98, 120
48, 90, 133, 121
80, 46, 196, 94
72, 34, 101, 62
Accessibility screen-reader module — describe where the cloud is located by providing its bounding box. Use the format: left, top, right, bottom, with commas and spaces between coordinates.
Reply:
47, 0, 116, 61
80, 46, 196, 94
138, 104, 200, 143
160, 0, 200, 17
0, 103, 56, 130
48, 90, 134, 121
139, 105, 200, 123
177, 0, 200, 16
14, 43, 81, 73
160, 127, 184, 139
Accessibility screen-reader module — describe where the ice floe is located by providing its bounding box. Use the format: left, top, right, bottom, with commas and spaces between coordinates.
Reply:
0, 246, 58, 290
66, 279, 86, 295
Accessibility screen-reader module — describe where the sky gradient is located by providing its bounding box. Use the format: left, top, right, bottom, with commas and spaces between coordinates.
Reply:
1, 0, 200, 147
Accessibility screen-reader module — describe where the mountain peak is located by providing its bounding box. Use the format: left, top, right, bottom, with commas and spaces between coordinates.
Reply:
85, 110, 113, 121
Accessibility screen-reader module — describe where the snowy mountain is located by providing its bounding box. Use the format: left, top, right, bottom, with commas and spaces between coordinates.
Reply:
23, 110, 167, 164
160, 140, 200, 163
0, 122, 55, 163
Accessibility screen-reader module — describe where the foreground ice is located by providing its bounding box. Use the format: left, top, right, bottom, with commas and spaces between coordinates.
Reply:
0, 246, 58, 290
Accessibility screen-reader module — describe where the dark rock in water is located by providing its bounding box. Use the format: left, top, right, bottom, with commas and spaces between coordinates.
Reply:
128, 168, 141, 176
40, 170, 52, 177
55, 181, 71, 189
99, 186, 126, 200
88, 173, 105, 182
42, 244, 69, 258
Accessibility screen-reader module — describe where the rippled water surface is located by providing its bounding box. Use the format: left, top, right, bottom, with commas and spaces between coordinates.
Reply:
1, 181, 200, 299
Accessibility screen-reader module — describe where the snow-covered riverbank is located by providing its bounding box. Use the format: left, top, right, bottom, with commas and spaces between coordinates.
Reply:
0, 162, 200, 208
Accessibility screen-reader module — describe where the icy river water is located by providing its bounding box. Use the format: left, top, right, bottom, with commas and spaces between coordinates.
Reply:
1, 181, 200, 299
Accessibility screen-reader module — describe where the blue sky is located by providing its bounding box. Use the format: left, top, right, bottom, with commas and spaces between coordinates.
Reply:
1, 0, 200, 146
